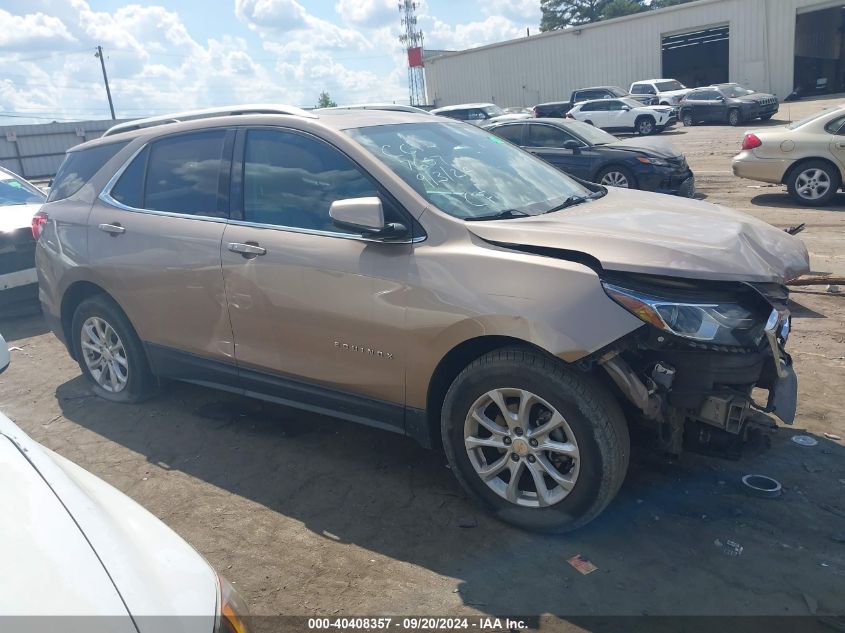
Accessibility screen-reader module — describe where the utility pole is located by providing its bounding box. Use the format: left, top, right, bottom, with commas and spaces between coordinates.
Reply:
95, 45, 116, 120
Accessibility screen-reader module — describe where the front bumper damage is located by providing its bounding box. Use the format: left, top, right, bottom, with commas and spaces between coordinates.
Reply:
590, 281, 797, 456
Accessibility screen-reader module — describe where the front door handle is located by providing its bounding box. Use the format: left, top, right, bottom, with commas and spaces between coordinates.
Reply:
836, 142, 845, 149
227, 242, 266, 258
98, 223, 125, 236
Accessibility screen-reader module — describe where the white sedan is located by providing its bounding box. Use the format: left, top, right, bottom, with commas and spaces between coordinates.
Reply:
0, 166, 46, 305
0, 334, 249, 633
567, 98, 675, 135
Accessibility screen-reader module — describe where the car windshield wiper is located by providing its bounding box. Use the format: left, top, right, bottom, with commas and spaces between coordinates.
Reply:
544, 190, 603, 214
465, 208, 532, 222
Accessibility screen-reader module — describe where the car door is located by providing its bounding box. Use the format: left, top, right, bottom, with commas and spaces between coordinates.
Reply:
583, 101, 612, 128
824, 114, 845, 172
90, 129, 235, 365
601, 100, 632, 130
523, 123, 593, 178
700, 90, 725, 121
220, 127, 414, 427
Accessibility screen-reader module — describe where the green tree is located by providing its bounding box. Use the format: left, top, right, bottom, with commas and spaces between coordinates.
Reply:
316, 91, 337, 108
540, 0, 691, 31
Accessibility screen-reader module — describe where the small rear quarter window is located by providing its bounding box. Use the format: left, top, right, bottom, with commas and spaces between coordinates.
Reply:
47, 141, 128, 202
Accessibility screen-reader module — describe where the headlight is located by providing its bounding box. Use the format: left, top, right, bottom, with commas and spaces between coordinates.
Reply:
602, 282, 766, 346
637, 156, 670, 167
215, 573, 250, 633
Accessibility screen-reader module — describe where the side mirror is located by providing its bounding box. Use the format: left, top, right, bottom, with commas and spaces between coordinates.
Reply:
621, 105, 631, 111
0, 333, 9, 375
562, 139, 582, 151
330, 197, 386, 233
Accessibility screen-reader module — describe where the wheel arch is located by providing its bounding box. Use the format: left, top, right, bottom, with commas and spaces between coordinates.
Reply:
782, 156, 843, 186
423, 335, 555, 449
592, 162, 638, 188
60, 281, 138, 361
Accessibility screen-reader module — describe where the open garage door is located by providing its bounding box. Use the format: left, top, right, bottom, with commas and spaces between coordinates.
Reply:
794, 4, 845, 97
662, 25, 729, 88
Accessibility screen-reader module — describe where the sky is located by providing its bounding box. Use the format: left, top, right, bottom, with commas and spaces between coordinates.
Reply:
0, 0, 541, 124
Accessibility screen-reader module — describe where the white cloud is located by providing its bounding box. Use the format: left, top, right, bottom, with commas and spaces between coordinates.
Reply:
335, 0, 396, 28
482, 0, 541, 24
423, 15, 531, 50
0, 9, 77, 50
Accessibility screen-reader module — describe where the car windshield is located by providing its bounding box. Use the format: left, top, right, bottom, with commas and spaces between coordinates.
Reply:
655, 80, 685, 91
346, 122, 592, 220
621, 98, 644, 109
609, 87, 628, 97
723, 85, 755, 98
565, 120, 618, 145
0, 173, 46, 207
481, 105, 506, 117
787, 107, 841, 130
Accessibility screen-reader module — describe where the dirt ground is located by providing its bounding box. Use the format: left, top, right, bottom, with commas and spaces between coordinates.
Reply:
1, 96, 844, 631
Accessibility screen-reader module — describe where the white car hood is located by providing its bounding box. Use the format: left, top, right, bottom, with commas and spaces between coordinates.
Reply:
0, 413, 218, 632
0, 202, 41, 234
0, 435, 134, 626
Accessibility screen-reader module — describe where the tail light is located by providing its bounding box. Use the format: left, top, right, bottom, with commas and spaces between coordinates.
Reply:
742, 133, 762, 150
31, 210, 48, 240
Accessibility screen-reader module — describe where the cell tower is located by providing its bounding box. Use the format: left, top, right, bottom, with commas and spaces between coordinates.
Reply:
399, 0, 426, 106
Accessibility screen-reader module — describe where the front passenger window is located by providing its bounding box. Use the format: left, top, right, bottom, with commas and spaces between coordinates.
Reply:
243, 129, 381, 233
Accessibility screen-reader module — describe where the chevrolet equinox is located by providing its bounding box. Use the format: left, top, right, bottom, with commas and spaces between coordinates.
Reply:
35, 105, 809, 532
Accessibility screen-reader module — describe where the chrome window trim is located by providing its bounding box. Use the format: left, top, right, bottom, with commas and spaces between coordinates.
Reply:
99, 136, 425, 244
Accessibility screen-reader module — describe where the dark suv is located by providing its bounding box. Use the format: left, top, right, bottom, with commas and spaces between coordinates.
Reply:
679, 83, 779, 127
534, 86, 656, 118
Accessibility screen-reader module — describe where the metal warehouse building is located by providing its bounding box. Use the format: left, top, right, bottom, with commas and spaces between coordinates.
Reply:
425, 0, 845, 107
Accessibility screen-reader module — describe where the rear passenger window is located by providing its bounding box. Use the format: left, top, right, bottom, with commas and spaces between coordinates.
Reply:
143, 130, 227, 217
242, 129, 384, 234
47, 141, 128, 202
492, 125, 523, 144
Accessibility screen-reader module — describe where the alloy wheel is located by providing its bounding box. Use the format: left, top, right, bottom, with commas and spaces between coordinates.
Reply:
795, 168, 831, 201
463, 388, 580, 508
729, 110, 740, 126
600, 171, 630, 188
638, 119, 654, 134
80, 316, 129, 393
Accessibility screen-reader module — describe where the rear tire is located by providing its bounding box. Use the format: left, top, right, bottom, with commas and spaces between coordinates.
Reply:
786, 160, 840, 207
440, 348, 630, 533
71, 295, 156, 403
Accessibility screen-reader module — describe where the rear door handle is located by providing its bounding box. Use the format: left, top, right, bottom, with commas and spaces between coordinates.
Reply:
98, 223, 125, 236
227, 242, 266, 258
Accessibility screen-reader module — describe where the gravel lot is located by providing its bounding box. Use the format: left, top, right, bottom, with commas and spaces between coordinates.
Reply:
1, 96, 844, 630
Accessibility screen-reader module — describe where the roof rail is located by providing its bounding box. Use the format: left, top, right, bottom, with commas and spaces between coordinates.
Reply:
102, 104, 316, 137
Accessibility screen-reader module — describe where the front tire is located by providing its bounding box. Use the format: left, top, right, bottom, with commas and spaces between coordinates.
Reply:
71, 295, 156, 403
596, 165, 636, 189
681, 111, 694, 127
635, 116, 656, 135
786, 160, 840, 206
441, 348, 630, 533
728, 108, 742, 126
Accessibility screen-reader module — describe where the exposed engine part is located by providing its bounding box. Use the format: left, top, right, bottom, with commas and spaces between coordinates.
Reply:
598, 352, 661, 419
651, 362, 675, 390
658, 406, 685, 455
683, 419, 744, 460
692, 394, 750, 434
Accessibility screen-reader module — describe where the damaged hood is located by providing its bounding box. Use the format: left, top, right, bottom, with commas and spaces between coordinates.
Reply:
466, 188, 810, 283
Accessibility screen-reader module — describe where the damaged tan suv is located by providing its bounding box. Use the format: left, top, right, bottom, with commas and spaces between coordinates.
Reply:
35, 105, 809, 532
